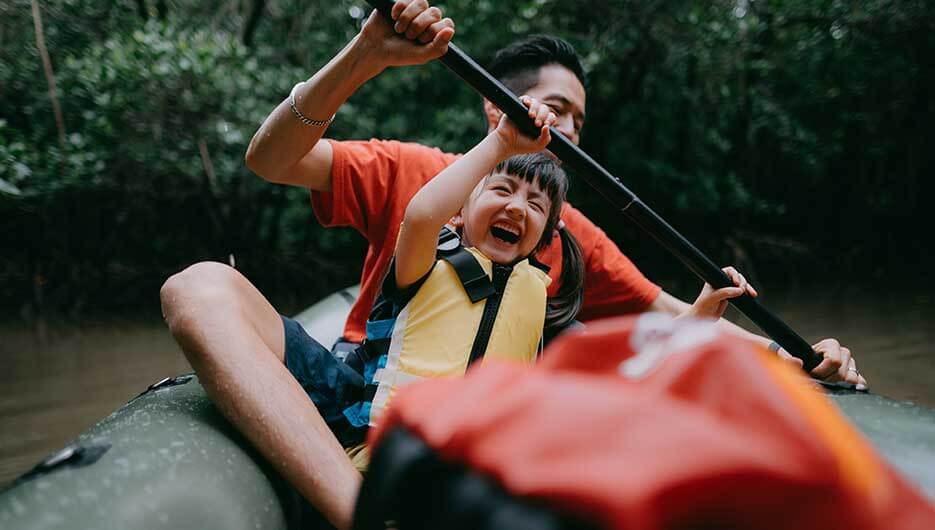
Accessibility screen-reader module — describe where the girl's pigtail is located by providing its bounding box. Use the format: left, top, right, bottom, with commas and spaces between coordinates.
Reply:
545, 223, 584, 329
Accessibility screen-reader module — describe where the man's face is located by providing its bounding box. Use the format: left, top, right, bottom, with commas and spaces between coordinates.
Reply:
523, 64, 586, 145
488, 64, 587, 145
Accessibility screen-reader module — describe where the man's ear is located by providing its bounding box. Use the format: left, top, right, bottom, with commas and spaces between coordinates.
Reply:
483, 99, 502, 132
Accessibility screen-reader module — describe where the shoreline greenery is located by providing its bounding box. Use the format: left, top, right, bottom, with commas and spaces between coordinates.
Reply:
2, 0, 933, 319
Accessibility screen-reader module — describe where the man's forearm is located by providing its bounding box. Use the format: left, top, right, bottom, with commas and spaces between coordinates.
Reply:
245, 35, 384, 181
715, 314, 771, 347
650, 290, 770, 346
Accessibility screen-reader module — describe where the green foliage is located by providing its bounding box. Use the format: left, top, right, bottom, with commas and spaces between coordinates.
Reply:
1, 14, 357, 313
2, 0, 933, 315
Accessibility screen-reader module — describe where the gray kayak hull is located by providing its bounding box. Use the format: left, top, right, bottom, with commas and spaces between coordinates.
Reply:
2, 286, 933, 529
1, 375, 294, 530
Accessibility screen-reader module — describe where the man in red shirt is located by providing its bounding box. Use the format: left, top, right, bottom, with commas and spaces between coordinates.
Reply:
161, 2, 865, 528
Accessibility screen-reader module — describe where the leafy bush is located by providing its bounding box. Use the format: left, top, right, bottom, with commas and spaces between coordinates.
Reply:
2, 0, 933, 316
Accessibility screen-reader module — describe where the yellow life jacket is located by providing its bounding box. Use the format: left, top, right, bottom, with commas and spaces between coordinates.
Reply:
343, 228, 551, 427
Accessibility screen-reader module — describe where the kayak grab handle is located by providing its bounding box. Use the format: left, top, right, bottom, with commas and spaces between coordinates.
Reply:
12, 440, 112, 487
131, 373, 195, 401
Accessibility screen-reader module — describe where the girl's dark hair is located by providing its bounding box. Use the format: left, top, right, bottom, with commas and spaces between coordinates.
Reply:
547, 225, 584, 329
491, 153, 584, 328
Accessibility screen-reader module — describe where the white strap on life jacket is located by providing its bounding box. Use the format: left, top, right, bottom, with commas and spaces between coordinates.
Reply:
372, 368, 425, 387
369, 367, 426, 426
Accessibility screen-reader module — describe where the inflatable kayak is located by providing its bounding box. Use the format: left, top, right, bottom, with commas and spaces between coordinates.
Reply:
1, 285, 933, 529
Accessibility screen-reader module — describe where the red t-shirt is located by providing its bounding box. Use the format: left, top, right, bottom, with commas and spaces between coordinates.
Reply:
311, 139, 661, 343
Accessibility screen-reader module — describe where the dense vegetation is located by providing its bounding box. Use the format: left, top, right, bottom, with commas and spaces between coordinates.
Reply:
2, 0, 933, 318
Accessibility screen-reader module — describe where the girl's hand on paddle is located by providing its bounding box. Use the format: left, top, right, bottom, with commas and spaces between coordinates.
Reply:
359, 1, 455, 68
493, 95, 556, 156
681, 266, 756, 320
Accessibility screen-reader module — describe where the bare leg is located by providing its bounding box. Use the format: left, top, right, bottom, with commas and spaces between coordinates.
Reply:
160, 261, 361, 530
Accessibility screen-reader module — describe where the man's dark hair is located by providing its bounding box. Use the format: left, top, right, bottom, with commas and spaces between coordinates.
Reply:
487, 35, 587, 95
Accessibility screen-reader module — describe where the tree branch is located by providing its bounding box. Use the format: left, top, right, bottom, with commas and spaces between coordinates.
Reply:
30, 0, 66, 153
135, 0, 148, 20
242, 0, 267, 48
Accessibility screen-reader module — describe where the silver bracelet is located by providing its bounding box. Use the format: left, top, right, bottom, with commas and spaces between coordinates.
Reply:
290, 83, 335, 127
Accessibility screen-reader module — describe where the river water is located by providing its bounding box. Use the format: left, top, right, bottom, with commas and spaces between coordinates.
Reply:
1, 287, 933, 486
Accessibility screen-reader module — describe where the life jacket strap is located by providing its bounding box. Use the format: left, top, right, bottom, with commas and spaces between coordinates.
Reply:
359, 338, 390, 362
362, 383, 378, 402
436, 226, 462, 252
436, 227, 495, 303
343, 339, 390, 378
467, 263, 513, 366
441, 250, 496, 303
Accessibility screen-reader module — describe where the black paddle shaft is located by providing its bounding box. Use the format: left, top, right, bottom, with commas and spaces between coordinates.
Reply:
365, 0, 823, 372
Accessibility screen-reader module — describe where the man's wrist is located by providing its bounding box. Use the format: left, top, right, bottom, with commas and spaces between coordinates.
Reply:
347, 32, 390, 80
300, 34, 385, 114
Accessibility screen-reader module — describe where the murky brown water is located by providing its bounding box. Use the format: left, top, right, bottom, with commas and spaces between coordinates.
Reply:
738, 288, 935, 406
0, 320, 190, 486
0, 288, 933, 486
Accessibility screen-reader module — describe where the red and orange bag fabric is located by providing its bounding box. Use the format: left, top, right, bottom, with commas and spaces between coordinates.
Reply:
367, 314, 935, 529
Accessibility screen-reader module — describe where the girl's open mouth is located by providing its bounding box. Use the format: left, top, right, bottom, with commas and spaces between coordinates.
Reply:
490, 225, 520, 244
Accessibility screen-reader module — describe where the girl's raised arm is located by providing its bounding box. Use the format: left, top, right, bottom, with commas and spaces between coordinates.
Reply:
394, 97, 555, 288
